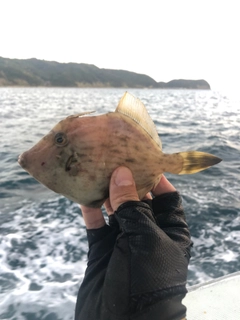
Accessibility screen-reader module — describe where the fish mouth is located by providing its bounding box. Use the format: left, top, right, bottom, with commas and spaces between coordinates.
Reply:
65, 154, 77, 171
18, 153, 27, 169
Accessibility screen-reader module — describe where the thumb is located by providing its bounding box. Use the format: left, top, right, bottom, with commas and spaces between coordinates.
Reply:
109, 166, 140, 212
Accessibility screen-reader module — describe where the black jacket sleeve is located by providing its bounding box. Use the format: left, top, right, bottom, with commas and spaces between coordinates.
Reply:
75, 192, 192, 320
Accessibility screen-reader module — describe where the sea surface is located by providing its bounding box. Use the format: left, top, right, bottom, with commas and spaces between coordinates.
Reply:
0, 88, 239, 320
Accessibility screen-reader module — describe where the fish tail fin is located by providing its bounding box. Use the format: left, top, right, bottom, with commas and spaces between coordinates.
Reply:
164, 151, 222, 174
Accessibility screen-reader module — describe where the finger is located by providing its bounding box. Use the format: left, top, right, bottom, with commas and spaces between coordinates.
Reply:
80, 205, 106, 229
151, 174, 176, 196
109, 166, 139, 212
104, 198, 114, 216
142, 192, 152, 200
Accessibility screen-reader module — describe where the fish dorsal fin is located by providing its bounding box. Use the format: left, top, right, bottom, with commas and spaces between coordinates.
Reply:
115, 92, 162, 149
67, 111, 95, 119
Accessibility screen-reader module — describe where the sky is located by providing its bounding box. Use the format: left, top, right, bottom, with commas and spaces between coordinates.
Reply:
1, 0, 239, 92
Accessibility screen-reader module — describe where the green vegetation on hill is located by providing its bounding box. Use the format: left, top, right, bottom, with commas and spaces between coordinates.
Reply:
0, 57, 211, 89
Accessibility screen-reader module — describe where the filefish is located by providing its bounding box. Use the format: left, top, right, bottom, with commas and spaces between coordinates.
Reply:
18, 92, 222, 207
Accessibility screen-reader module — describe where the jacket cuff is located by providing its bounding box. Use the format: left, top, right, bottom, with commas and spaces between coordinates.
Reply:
87, 224, 112, 247
131, 293, 187, 320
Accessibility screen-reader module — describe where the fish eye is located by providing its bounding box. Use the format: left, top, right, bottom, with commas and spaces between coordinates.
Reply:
54, 133, 68, 147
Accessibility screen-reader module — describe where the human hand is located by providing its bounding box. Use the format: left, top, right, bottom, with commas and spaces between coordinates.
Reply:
81, 166, 176, 228
81, 166, 139, 228
105, 167, 176, 215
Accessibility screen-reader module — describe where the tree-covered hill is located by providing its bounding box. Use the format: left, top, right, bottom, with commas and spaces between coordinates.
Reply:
0, 57, 210, 89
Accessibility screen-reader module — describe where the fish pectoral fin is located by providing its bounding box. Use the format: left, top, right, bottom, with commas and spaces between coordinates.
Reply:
164, 151, 222, 175
115, 92, 162, 149
67, 111, 95, 119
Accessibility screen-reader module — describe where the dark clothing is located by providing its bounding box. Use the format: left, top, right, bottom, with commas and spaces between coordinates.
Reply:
75, 192, 192, 320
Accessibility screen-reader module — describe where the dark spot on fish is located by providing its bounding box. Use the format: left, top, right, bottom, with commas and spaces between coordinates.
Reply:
41, 162, 45, 166
125, 158, 135, 163
66, 158, 72, 171
134, 145, 139, 151
111, 149, 119, 153
88, 174, 96, 181
65, 155, 78, 171
101, 143, 108, 149
119, 136, 128, 142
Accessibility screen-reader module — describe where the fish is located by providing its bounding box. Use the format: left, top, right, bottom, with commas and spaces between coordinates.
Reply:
18, 92, 222, 208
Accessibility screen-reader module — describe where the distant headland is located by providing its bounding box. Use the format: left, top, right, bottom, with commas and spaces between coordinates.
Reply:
0, 57, 210, 89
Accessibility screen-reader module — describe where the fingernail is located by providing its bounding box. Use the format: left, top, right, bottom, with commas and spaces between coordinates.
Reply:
114, 167, 134, 186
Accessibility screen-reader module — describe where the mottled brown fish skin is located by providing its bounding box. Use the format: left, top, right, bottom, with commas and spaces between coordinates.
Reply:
18, 112, 169, 207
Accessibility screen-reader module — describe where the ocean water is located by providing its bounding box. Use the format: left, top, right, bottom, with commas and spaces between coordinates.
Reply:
0, 87, 239, 319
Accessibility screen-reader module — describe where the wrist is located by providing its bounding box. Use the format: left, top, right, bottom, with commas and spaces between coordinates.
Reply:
85, 218, 106, 230
80, 205, 106, 229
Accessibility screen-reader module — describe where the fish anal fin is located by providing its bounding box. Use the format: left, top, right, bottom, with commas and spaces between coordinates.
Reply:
115, 92, 162, 149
